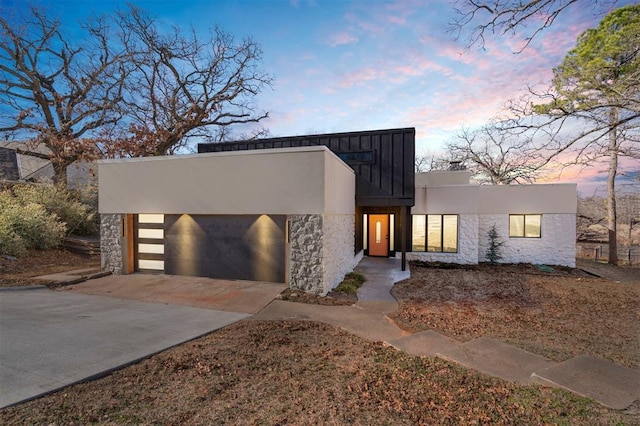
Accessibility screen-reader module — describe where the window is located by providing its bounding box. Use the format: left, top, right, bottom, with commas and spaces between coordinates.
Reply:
509, 214, 541, 238
412, 214, 458, 252
337, 151, 374, 164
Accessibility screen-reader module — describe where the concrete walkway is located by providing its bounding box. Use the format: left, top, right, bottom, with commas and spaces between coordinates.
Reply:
256, 257, 640, 410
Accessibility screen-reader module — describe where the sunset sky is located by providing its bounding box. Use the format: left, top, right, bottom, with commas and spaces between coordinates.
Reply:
6, 0, 638, 194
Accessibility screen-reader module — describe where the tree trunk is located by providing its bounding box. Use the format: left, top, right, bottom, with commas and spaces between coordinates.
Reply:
607, 108, 618, 265
52, 161, 68, 186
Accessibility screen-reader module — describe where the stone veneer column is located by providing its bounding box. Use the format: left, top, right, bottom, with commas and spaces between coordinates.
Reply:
288, 214, 324, 294
100, 213, 124, 274
288, 214, 356, 296
322, 214, 356, 294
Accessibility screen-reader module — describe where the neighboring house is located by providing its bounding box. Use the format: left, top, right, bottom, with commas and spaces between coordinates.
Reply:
98, 127, 577, 295
0, 141, 97, 187
0, 142, 54, 182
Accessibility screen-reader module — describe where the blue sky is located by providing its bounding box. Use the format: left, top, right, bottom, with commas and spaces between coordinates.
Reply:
6, 0, 637, 193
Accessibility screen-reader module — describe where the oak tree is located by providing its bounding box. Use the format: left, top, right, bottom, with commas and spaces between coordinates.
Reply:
103, 7, 272, 158
446, 125, 550, 184
0, 7, 130, 183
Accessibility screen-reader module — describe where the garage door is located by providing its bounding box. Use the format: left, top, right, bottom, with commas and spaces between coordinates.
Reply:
135, 214, 286, 283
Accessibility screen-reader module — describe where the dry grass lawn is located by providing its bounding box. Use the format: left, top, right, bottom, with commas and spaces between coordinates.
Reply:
1, 253, 638, 424
390, 261, 640, 369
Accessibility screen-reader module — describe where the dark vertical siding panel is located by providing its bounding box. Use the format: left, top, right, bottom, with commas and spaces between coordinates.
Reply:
380, 133, 392, 194
393, 132, 404, 196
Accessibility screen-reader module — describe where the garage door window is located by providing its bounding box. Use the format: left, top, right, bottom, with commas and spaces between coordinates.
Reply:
137, 214, 165, 271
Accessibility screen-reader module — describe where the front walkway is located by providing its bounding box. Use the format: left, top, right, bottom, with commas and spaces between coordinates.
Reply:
255, 256, 640, 410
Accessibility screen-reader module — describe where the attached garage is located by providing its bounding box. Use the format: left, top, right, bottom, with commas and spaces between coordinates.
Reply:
135, 213, 286, 283
99, 146, 358, 295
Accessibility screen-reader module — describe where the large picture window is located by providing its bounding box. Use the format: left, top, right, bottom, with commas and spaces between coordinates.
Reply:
509, 214, 541, 238
412, 214, 458, 252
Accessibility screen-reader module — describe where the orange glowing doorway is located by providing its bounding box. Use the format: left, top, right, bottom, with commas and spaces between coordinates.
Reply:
368, 214, 389, 257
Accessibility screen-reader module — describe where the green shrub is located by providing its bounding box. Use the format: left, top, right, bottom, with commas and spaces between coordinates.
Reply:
0, 214, 27, 257
334, 272, 367, 294
485, 224, 505, 264
11, 183, 98, 236
1, 202, 66, 250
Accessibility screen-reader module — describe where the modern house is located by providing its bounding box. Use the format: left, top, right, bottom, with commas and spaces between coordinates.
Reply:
0, 142, 54, 182
98, 127, 576, 295
0, 141, 97, 187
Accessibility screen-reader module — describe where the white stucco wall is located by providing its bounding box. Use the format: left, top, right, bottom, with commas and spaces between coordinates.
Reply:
477, 214, 576, 267
413, 182, 576, 215
415, 171, 472, 186
407, 214, 478, 264
99, 146, 354, 216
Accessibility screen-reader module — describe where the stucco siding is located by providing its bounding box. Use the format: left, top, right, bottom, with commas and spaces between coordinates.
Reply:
407, 214, 478, 264
99, 146, 343, 215
478, 214, 576, 267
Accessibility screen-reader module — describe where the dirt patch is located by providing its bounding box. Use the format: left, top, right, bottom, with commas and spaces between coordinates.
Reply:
0, 249, 100, 287
0, 320, 630, 425
390, 262, 640, 369
279, 288, 357, 306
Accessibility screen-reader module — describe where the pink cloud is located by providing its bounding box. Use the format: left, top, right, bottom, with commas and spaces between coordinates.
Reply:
392, 59, 454, 83
338, 67, 381, 88
329, 32, 359, 46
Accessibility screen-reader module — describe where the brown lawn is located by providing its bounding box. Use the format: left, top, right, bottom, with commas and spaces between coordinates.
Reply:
1, 252, 638, 424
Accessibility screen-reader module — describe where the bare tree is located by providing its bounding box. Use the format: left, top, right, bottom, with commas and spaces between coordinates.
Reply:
450, 0, 620, 51
577, 195, 607, 241
414, 151, 450, 172
0, 7, 130, 183
446, 125, 550, 184
102, 6, 273, 158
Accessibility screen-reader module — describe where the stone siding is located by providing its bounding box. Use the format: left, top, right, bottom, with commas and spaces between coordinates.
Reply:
288, 214, 356, 295
100, 213, 124, 274
288, 214, 324, 294
407, 214, 478, 264
478, 214, 576, 267
322, 214, 356, 295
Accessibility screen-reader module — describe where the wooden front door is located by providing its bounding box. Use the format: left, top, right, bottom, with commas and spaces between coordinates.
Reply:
368, 214, 389, 256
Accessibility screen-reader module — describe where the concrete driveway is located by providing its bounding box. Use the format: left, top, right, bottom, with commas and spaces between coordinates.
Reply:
0, 275, 284, 408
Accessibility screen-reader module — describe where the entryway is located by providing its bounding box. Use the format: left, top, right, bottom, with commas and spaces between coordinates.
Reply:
367, 214, 390, 256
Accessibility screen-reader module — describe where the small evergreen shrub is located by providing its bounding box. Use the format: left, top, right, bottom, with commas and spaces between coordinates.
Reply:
485, 224, 504, 264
